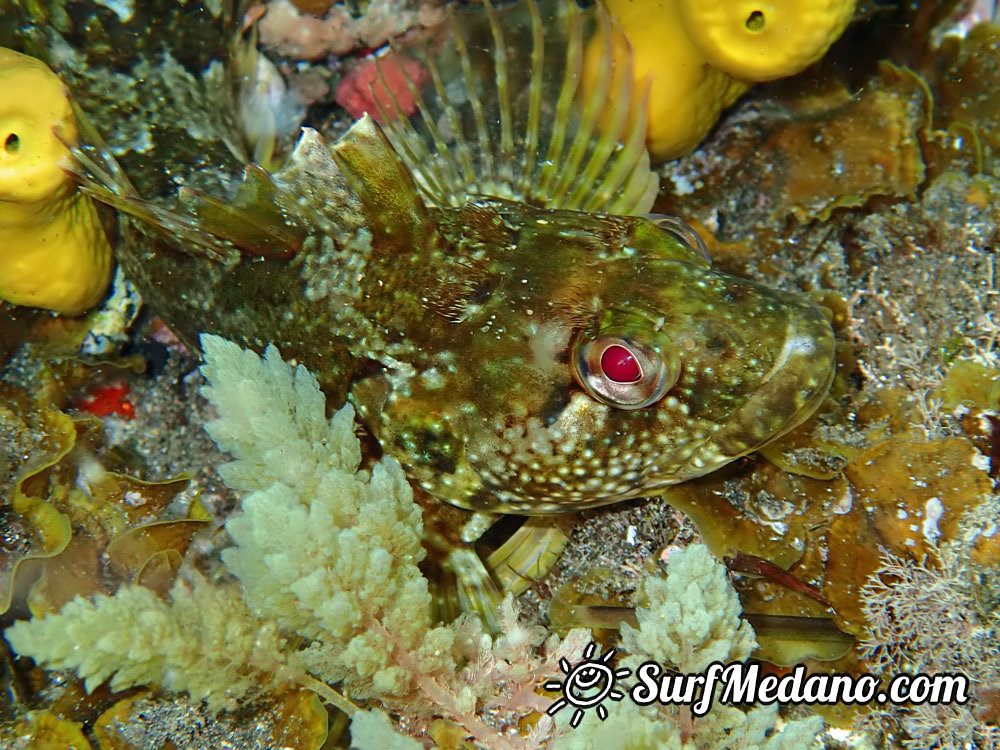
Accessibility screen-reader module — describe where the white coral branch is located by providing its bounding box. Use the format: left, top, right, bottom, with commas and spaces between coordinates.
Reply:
621, 544, 756, 672
5, 573, 286, 711
200, 335, 457, 700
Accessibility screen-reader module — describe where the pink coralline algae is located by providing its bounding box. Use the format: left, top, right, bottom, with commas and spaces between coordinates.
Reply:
255, 0, 444, 60
334, 53, 427, 121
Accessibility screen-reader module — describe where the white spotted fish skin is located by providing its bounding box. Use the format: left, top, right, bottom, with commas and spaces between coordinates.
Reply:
349, 191, 835, 514
83, 0, 835, 518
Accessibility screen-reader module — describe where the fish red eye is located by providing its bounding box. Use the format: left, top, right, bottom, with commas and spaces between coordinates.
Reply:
572, 334, 679, 410
600, 344, 642, 383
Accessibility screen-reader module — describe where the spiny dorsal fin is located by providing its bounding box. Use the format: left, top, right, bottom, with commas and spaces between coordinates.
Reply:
75, 123, 375, 263
75, 181, 240, 265
175, 122, 435, 260
177, 165, 304, 260
371, 0, 658, 215
330, 114, 439, 255
68, 102, 240, 265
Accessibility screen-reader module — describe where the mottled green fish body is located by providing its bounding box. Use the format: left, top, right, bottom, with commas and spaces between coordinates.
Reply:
85, 0, 835, 519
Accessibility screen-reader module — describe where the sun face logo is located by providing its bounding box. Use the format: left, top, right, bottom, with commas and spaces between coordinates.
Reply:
544, 642, 631, 728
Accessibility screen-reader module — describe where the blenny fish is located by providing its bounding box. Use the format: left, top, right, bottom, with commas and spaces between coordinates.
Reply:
72, 0, 835, 605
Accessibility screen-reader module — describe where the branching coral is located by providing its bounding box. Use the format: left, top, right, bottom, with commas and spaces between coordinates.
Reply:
5, 335, 593, 747
553, 545, 823, 749
5, 572, 287, 711
621, 544, 757, 672
199, 333, 461, 700
199, 334, 592, 746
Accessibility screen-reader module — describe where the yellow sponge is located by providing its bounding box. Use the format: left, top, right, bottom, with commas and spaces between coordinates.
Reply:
593, 0, 855, 161
0, 48, 112, 315
678, 0, 857, 82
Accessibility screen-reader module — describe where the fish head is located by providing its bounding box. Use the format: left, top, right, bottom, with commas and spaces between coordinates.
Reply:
353, 203, 836, 514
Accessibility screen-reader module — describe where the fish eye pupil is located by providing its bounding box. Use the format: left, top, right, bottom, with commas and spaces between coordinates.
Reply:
573, 333, 676, 410
600, 344, 642, 383
3, 133, 19, 154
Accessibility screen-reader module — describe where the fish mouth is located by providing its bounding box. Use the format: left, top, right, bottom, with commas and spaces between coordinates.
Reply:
684, 299, 837, 474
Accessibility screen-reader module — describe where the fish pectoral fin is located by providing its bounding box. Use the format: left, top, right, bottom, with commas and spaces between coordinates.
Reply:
330, 114, 441, 255
442, 547, 505, 633
484, 517, 570, 597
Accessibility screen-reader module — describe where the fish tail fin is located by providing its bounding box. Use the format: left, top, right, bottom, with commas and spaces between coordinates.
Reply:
372, 0, 658, 214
